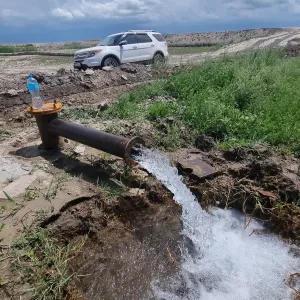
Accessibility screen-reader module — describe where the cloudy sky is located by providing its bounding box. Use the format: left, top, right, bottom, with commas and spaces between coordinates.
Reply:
0, 0, 299, 42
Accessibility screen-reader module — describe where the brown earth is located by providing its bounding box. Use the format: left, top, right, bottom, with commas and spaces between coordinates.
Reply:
285, 38, 300, 57
165, 28, 287, 46
0, 63, 171, 114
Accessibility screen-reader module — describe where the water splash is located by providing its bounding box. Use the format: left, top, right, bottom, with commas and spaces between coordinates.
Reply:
133, 148, 298, 300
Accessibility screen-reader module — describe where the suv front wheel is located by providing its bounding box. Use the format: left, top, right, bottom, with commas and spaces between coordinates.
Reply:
103, 57, 119, 68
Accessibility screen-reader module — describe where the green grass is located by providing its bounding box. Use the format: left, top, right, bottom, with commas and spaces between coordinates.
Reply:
0, 44, 38, 53
12, 227, 84, 300
107, 51, 300, 154
168, 45, 221, 55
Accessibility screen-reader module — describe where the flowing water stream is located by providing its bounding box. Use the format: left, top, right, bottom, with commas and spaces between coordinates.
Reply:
133, 148, 299, 300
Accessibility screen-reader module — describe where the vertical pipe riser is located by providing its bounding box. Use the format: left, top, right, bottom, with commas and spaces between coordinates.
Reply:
35, 114, 60, 150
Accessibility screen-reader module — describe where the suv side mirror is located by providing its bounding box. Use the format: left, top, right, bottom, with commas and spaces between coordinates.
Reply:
119, 40, 128, 46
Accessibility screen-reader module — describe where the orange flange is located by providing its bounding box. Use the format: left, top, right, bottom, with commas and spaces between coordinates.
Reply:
27, 101, 63, 115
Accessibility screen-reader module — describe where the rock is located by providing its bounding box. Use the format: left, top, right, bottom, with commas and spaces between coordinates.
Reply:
102, 66, 114, 72
0, 174, 37, 200
0, 121, 5, 127
128, 188, 146, 196
120, 64, 137, 74
32, 72, 45, 83
97, 101, 109, 111
166, 117, 175, 123
57, 68, 66, 76
80, 82, 92, 89
121, 75, 128, 81
223, 148, 247, 162
85, 69, 95, 76
195, 135, 215, 152
178, 158, 217, 180
5, 89, 18, 97
73, 145, 86, 156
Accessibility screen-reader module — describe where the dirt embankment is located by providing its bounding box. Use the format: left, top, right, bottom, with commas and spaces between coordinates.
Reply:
0, 64, 170, 114
285, 38, 300, 57
170, 142, 300, 240
165, 28, 286, 46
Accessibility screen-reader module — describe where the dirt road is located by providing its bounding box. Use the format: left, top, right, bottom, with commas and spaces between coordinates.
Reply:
169, 27, 300, 64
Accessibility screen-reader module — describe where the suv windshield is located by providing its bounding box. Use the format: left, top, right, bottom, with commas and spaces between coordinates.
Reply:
98, 34, 123, 46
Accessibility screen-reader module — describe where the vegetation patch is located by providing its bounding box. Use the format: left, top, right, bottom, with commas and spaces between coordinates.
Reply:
106, 51, 300, 155
0, 44, 38, 53
11, 227, 85, 300
0, 128, 11, 141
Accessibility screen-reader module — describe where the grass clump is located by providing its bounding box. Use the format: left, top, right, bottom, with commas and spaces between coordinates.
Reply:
0, 128, 11, 141
12, 227, 84, 300
106, 82, 166, 119
0, 44, 38, 53
147, 102, 181, 120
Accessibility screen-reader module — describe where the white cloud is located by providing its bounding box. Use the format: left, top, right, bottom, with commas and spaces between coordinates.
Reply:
1, 0, 300, 25
72, 9, 85, 18
52, 8, 74, 20
0, 9, 22, 18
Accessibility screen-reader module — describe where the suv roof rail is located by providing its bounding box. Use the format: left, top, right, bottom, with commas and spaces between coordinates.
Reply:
128, 30, 156, 33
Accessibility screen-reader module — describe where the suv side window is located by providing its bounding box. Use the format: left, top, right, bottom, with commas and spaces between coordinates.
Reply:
137, 34, 152, 43
152, 34, 165, 42
122, 34, 137, 44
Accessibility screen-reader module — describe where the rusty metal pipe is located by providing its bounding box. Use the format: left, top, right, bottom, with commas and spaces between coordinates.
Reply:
28, 102, 144, 165
48, 119, 143, 165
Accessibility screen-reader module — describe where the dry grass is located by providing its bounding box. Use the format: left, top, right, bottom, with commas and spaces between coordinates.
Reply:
11, 228, 86, 300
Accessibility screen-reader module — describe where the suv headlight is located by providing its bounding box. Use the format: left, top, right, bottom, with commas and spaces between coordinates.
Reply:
87, 50, 102, 57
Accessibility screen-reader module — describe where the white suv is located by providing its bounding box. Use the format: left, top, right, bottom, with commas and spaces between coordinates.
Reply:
73, 30, 168, 70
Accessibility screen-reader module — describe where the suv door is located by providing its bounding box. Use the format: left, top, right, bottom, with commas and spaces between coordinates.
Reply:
136, 33, 155, 61
119, 34, 139, 63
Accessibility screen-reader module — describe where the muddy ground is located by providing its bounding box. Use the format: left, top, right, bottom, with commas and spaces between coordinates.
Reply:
0, 39, 300, 299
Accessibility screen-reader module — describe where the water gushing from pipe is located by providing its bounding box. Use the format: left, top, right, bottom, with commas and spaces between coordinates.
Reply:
133, 148, 299, 300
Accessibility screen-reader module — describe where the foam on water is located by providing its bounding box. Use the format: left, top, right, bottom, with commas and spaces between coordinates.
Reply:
133, 148, 299, 300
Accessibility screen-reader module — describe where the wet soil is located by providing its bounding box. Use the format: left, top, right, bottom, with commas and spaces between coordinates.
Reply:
46, 181, 182, 300
171, 144, 300, 240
